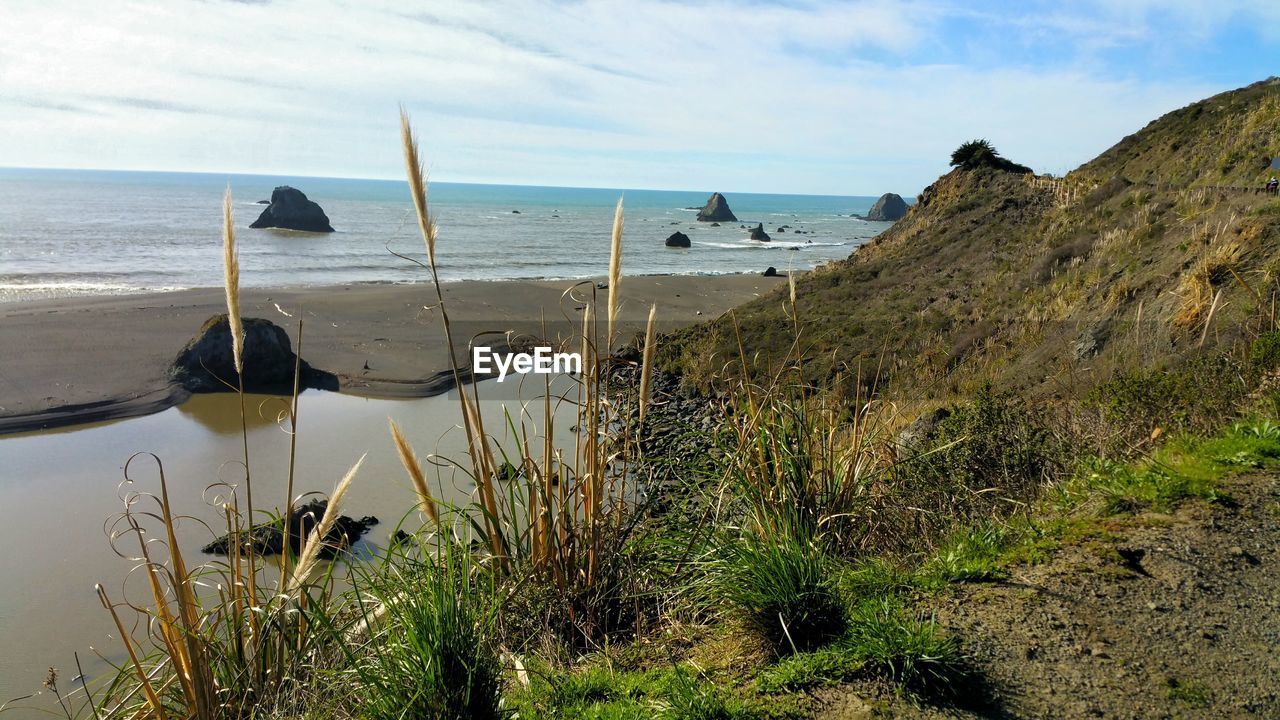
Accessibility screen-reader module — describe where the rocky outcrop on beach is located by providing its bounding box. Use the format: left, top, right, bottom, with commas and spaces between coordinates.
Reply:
696, 192, 737, 222
171, 314, 335, 393
665, 231, 692, 248
865, 192, 908, 221
762, 266, 779, 277
250, 186, 334, 232
202, 498, 378, 557
749, 223, 771, 241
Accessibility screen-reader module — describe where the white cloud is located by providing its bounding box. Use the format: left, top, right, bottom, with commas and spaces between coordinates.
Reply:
0, 0, 1265, 194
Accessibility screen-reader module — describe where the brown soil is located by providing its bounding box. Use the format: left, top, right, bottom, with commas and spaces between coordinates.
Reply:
817, 472, 1280, 719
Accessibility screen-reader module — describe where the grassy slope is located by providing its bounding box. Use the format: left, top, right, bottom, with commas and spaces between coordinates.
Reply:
661, 79, 1280, 418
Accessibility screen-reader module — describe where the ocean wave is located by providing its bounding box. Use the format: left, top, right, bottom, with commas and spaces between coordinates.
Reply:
0, 281, 188, 303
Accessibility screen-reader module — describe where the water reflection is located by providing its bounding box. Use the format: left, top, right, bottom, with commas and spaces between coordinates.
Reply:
176, 392, 296, 435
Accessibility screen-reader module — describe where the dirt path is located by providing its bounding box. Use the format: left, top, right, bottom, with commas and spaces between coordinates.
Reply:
818, 473, 1280, 718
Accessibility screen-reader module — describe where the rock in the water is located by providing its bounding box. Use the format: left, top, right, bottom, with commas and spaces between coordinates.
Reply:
249, 186, 334, 232
749, 223, 771, 241
665, 231, 692, 248
775, 227, 786, 233
696, 192, 738, 222
710, 222, 721, 227
865, 193, 908, 221
255, 199, 270, 205
202, 499, 378, 558
762, 266, 779, 277
172, 314, 334, 393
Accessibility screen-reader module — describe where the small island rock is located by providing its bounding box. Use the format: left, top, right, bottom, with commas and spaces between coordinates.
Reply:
250, 186, 335, 232
749, 223, 771, 241
865, 193, 908, 221
665, 231, 692, 248
696, 192, 738, 222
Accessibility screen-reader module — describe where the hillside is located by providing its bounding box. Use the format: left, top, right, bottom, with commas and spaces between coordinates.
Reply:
661, 78, 1280, 423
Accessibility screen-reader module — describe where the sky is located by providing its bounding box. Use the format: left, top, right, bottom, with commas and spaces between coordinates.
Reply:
0, 0, 1277, 196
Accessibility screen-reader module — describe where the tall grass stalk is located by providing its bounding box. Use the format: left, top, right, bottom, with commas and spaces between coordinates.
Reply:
396, 112, 646, 643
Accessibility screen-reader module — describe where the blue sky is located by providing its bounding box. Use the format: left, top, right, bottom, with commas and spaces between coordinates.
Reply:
0, 0, 1276, 195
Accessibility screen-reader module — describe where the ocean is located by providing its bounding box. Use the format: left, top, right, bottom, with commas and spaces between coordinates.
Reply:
0, 168, 892, 303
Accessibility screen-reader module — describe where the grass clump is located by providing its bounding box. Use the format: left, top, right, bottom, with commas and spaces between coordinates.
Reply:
340, 540, 504, 720
712, 532, 845, 655
755, 598, 963, 696
1166, 677, 1214, 708
843, 597, 962, 690
921, 526, 1011, 584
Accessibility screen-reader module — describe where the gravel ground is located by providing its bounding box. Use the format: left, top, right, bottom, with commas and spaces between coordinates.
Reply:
817, 473, 1280, 719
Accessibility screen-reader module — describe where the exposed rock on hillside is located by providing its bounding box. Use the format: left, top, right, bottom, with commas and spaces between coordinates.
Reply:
696, 192, 737, 222
250, 186, 335, 232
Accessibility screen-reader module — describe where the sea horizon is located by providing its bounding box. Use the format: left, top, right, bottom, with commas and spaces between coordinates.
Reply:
0, 166, 894, 303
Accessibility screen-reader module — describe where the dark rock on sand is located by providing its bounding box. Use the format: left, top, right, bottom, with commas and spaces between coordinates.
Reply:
202, 498, 378, 558
749, 223, 771, 241
665, 231, 692, 248
250, 186, 334, 232
171, 314, 336, 393
762, 266, 779, 277
865, 193, 908, 221
696, 192, 738, 222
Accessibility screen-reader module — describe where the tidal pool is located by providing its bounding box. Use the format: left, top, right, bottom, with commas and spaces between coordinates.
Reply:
0, 380, 576, 712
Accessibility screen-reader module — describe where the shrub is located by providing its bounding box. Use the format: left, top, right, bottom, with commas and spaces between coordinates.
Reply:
884, 387, 1061, 549
949, 139, 1033, 174
1086, 355, 1251, 451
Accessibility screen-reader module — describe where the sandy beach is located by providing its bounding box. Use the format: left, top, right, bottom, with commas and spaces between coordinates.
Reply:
0, 274, 780, 434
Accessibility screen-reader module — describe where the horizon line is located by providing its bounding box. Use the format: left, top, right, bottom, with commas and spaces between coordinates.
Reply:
0, 164, 911, 200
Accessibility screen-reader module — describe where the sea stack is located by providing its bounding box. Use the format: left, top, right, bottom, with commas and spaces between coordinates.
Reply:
250, 186, 335, 232
665, 231, 692, 248
696, 192, 737, 222
865, 193, 908, 221
749, 223, 771, 241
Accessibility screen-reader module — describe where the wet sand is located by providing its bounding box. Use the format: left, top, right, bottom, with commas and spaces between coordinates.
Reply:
0, 274, 780, 434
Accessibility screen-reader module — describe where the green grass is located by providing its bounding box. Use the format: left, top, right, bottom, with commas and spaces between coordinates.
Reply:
921, 526, 1011, 585
755, 647, 865, 694
507, 665, 762, 720
1166, 677, 1214, 708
